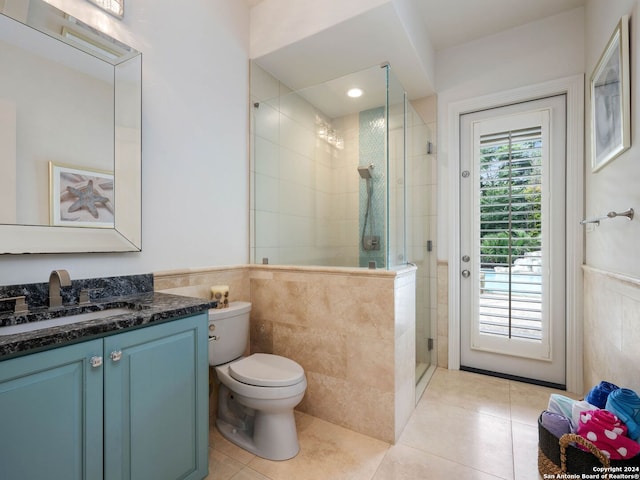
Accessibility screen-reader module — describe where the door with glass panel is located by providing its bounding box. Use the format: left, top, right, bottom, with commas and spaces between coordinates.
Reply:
460, 96, 566, 386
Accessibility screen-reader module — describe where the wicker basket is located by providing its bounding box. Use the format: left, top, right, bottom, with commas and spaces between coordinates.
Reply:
538, 413, 640, 478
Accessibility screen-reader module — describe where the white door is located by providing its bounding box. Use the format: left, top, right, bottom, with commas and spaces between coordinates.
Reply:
460, 96, 566, 387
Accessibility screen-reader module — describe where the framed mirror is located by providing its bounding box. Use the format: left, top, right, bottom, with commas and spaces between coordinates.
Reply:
0, 0, 141, 253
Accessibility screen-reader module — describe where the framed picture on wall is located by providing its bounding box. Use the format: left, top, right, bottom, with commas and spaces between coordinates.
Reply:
49, 162, 115, 227
590, 15, 630, 172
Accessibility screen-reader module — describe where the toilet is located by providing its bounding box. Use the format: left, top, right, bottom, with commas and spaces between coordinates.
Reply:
208, 301, 307, 460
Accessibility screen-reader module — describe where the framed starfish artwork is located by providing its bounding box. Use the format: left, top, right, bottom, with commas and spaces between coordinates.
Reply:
49, 162, 115, 227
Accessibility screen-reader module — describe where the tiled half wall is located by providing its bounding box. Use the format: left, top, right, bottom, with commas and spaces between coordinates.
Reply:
583, 266, 640, 393
155, 264, 416, 444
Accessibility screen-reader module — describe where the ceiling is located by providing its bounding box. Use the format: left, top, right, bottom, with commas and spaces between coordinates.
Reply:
417, 0, 585, 51
248, 0, 585, 117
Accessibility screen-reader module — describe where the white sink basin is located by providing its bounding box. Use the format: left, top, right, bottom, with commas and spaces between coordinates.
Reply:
0, 307, 134, 336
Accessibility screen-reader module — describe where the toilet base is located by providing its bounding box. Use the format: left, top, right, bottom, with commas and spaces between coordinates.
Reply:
216, 412, 300, 461
214, 365, 306, 461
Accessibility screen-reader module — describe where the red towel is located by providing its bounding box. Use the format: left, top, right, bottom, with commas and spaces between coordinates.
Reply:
577, 409, 640, 460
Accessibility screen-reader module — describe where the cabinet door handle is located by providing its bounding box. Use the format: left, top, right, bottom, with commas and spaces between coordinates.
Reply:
90, 356, 103, 368
110, 350, 123, 362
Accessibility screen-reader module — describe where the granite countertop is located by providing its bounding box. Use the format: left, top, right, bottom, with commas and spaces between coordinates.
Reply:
0, 292, 216, 361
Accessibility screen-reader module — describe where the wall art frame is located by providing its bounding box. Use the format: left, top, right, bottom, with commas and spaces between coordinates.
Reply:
590, 15, 630, 172
50, 162, 114, 228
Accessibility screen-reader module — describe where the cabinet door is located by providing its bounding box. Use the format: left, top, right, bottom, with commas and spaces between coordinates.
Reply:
0, 340, 104, 480
104, 313, 209, 480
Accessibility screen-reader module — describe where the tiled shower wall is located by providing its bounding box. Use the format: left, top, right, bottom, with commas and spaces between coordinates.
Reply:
251, 64, 360, 266
329, 112, 360, 266
358, 106, 386, 267
250, 63, 415, 270
154, 264, 417, 444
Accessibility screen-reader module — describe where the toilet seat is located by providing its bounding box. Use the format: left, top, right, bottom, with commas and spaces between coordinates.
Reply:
229, 353, 304, 387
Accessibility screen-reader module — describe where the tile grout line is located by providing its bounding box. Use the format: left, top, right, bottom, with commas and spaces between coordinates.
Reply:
508, 380, 517, 480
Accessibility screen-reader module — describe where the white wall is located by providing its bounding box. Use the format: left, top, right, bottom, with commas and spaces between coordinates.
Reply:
435, 7, 585, 261
581, 0, 640, 394
250, 0, 388, 58
584, 0, 640, 278
0, 0, 250, 286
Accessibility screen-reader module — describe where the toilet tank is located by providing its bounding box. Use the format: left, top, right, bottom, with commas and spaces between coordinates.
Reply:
208, 301, 251, 366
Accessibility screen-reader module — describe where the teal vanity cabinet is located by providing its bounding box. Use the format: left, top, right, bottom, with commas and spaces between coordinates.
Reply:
0, 338, 104, 479
0, 312, 209, 480
103, 313, 209, 480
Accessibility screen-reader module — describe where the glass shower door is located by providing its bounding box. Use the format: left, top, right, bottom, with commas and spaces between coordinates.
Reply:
405, 101, 436, 389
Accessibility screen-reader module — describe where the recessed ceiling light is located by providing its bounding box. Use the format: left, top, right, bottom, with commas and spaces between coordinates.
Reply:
347, 88, 363, 98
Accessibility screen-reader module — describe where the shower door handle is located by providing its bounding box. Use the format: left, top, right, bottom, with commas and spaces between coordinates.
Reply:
461, 270, 470, 278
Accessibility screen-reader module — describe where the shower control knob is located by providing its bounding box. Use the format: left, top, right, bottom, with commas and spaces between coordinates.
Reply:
461, 270, 470, 278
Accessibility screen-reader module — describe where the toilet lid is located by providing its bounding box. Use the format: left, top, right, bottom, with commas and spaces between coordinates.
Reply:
229, 353, 304, 387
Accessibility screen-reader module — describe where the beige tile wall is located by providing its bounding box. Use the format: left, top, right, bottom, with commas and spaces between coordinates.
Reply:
583, 266, 640, 393
154, 265, 251, 302
155, 264, 417, 444
437, 261, 449, 368
393, 269, 417, 440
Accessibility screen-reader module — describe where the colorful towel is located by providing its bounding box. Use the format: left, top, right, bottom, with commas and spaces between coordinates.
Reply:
541, 410, 572, 438
548, 393, 575, 421
571, 399, 597, 432
577, 409, 640, 460
586, 381, 619, 409
606, 388, 640, 441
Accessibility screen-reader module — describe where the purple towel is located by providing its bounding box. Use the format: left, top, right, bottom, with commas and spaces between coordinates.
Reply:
606, 388, 640, 441
586, 381, 619, 409
541, 410, 572, 439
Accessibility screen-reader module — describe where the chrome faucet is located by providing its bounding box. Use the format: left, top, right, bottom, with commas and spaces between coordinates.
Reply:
49, 269, 71, 308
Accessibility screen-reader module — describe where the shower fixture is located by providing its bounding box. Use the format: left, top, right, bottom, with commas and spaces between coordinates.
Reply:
357, 164, 374, 179
358, 164, 380, 251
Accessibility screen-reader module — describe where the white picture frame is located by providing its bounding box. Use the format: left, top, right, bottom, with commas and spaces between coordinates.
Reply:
50, 162, 114, 228
591, 15, 630, 172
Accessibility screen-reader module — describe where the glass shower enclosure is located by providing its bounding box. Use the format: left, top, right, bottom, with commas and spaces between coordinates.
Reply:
250, 62, 435, 387
250, 63, 406, 268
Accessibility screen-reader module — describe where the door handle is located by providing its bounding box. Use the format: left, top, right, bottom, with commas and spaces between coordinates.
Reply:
461, 270, 470, 278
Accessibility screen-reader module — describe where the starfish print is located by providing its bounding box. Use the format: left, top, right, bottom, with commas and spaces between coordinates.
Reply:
66, 180, 110, 218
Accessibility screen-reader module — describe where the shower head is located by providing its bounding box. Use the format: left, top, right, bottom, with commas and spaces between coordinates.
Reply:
357, 164, 374, 179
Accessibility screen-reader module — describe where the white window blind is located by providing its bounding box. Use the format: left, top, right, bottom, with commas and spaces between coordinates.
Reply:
477, 126, 543, 341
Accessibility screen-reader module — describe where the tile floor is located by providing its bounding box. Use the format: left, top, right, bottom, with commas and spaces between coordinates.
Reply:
207, 367, 574, 479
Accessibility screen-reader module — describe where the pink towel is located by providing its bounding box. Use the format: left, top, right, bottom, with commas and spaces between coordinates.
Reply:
577, 409, 640, 460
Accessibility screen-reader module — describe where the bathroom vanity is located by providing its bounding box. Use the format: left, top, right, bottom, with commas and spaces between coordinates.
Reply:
0, 274, 214, 480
